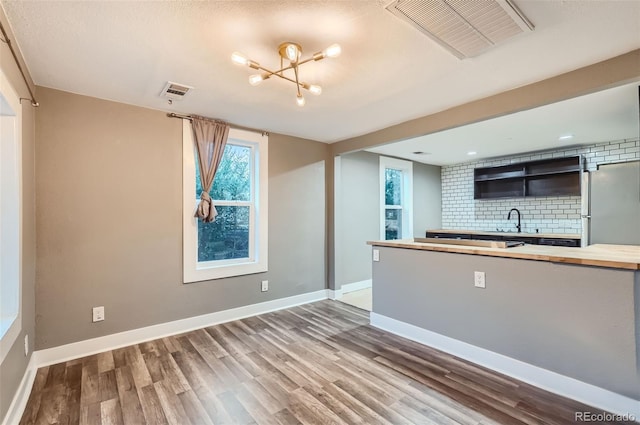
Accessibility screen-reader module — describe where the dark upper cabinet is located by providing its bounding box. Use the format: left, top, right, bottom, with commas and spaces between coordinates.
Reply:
474, 156, 583, 199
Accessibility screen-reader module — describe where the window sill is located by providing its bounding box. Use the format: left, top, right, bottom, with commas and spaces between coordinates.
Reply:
184, 260, 267, 283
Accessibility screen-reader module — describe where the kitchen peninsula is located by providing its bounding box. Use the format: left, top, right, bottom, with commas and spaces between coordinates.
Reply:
367, 238, 640, 417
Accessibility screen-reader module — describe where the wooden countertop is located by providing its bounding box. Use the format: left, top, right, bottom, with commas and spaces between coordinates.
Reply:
427, 229, 581, 239
367, 240, 640, 270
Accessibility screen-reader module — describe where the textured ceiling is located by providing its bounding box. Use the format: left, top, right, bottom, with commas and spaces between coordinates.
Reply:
2, 0, 640, 145
367, 82, 639, 165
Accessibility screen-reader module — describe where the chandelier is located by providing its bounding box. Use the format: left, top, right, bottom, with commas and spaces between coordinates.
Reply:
231, 42, 341, 107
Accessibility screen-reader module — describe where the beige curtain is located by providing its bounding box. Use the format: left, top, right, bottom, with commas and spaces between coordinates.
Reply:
192, 117, 230, 222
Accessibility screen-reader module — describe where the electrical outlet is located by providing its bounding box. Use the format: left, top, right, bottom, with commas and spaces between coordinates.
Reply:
92, 306, 105, 322
24, 334, 28, 356
261, 280, 269, 292
474, 271, 486, 288
372, 249, 380, 262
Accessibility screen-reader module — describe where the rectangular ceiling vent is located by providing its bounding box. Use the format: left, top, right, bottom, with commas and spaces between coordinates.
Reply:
160, 81, 193, 100
385, 0, 534, 59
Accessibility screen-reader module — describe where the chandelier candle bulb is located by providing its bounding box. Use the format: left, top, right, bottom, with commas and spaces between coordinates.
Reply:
308, 85, 322, 95
249, 74, 264, 86
296, 94, 306, 107
285, 44, 300, 62
323, 43, 342, 58
231, 52, 248, 66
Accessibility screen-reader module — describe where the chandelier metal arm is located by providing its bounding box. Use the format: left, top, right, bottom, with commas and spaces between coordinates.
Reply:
252, 63, 314, 92
292, 64, 302, 96
295, 55, 321, 67
263, 54, 322, 74
268, 64, 294, 75
255, 64, 293, 83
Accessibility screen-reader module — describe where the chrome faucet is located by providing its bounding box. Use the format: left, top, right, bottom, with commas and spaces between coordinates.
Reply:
507, 208, 521, 233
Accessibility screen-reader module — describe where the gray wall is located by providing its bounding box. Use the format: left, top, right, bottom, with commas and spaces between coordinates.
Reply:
0, 10, 37, 422
413, 161, 442, 238
372, 246, 640, 399
34, 87, 328, 350
337, 151, 380, 287
336, 151, 441, 288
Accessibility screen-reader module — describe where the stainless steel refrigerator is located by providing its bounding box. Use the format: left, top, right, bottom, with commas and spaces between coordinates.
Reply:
582, 160, 640, 246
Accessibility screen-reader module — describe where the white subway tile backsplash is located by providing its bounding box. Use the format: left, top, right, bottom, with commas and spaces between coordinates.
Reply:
441, 139, 639, 235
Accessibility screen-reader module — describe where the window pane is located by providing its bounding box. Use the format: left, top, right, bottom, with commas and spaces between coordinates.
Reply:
198, 206, 250, 262
385, 168, 402, 205
196, 144, 251, 201
385, 208, 402, 240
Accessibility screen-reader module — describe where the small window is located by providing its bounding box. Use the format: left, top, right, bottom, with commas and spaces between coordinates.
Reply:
183, 121, 268, 282
380, 156, 413, 240
0, 68, 22, 363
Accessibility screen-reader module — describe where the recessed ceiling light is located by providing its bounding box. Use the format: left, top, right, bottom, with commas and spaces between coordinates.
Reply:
558, 134, 574, 141
412, 151, 431, 155
467, 151, 477, 155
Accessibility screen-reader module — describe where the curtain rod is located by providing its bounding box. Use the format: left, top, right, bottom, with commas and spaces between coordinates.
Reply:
0, 21, 39, 107
167, 112, 269, 136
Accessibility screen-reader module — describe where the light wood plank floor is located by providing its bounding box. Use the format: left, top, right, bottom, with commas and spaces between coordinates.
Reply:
19, 300, 632, 425
338, 288, 372, 311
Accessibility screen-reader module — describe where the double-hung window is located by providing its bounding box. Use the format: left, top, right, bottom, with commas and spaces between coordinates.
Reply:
380, 156, 413, 240
0, 68, 22, 363
183, 121, 268, 282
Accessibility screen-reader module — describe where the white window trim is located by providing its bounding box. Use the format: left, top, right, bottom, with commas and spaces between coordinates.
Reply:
183, 121, 268, 282
0, 67, 23, 363
379, 156, 413, 240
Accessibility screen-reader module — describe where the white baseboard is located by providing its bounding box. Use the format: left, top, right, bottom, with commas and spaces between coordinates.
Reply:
370, 313, 640, 419
327, 289, 341, 300
341, 279, 372, 294
331, 279, 373, 299
35, 289, 329, 367
1, 354, 38, 425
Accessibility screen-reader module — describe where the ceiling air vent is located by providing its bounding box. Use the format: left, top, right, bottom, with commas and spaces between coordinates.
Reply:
160, 81, 193, 100
385, 0, 534, 59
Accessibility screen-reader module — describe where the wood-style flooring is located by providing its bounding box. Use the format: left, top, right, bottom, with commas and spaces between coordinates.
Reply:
19, 300, 633, 425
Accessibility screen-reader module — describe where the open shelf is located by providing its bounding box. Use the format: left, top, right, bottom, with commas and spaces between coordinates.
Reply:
474, 174, 526, 182
474, 156, 582, 199
524, 169, 581, 178
525, 157, 581, 175
474, 164, 525, 181
475, 179, 524, 199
